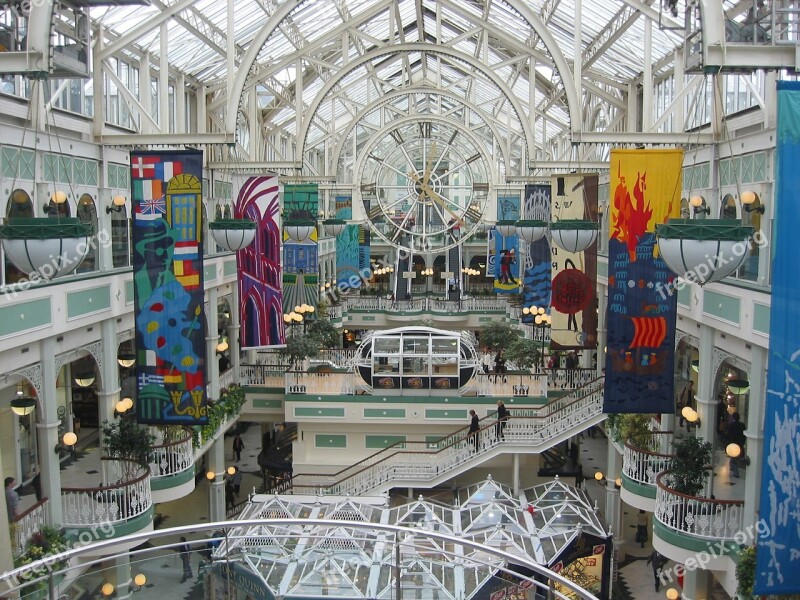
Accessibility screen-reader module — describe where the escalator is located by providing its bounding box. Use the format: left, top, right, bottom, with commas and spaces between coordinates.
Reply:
395, 251, 412, 301
445, 235, 462, 301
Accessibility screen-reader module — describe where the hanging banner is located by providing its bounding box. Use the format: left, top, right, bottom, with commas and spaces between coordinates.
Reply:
235, 175, 285, 348
132, 150, 207, 425
754, 80, 800, 595
283, 184, 319, 312
549, 174, 598, 349
603, 149, 681, 414
522, 184, 552, 314
334, 194, 370, 291
493, 192, 521, 294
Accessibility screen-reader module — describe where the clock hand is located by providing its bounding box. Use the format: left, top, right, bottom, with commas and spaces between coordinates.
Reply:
420, 181, 463, 225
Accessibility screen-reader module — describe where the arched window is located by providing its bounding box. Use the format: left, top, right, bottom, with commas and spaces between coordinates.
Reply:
4, 189, 34, 284
76, 193, 97, 273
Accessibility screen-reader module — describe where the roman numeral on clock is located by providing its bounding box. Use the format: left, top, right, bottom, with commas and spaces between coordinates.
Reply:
418, 122, 432, 138
389, 130, 404, 145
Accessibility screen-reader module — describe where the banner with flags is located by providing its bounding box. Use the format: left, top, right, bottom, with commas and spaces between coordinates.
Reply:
283, 184, 319, 313
132, 150, 207, 424
549, 174, 598, 349
754, 80, 800, 595
235, 175, 285, 348
603, 149, 681, 414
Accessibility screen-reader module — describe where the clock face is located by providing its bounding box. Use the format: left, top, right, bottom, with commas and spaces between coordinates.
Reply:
359, 121, 490, 252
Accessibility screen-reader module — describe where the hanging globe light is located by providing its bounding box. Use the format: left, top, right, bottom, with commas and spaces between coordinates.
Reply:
495, 220, 517, 237
0, 218, 91, 279
549, 219, 600, 253
514, 219, 548, 243
209, 218, 257, 251
284, 220, 317, 243
655, 219, 754, 285
322, 218, 347, 236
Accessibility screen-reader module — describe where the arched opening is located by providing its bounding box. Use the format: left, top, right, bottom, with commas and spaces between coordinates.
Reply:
76, 193, 97, 273
111, 205, 130, 268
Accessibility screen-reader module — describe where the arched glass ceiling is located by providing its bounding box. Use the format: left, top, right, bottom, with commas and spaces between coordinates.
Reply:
90, 0, 687, 163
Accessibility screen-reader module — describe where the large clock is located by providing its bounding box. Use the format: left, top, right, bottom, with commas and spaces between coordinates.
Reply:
358, 120, 491, 252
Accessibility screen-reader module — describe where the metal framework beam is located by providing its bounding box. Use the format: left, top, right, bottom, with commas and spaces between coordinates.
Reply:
98, 133, 235, 146
571, 131, 715, 144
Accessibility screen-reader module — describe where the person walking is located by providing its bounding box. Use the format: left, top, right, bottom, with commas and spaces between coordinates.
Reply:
636, 510, 649, 548
495, 400, 509, 440
231, 466, 243, 496
233, 433, 245, 462
177, 537, 193, 583
468, 410, 480, 452
677, 380, 695, 429
225, 479, 236, 510
4, 477, 19, 521
647, 550, 667, 591
727, 412, 746, 478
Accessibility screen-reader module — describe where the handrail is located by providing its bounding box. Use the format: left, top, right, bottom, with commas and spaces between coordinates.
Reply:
61, 458, 152, 526
11, 497, 49, 557
622, 432, 675, 487
285, 378, 604, 495
150, 431, 194, 479
654, 470, 744, 541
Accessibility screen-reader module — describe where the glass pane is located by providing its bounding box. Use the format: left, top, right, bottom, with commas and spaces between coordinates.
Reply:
374, 356, 399, 374
402, 337, 429, 354
402, 356, 429, 375
373, 337, 399, 354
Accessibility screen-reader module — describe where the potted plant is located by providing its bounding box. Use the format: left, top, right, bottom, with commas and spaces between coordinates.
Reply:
611, 413, 658, 451
668, 435, 713, 496
504, 337, 540, 372
101, 417, 156, 482
14, 526, 70, 598
735, 545, 756, 599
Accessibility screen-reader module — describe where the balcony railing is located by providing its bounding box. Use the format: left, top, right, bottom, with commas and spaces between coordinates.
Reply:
62, 458, 152, 527
341, 296, 510, 313
149, 431, 194, 480
284, 377, 604, 496
12, 497, 49, 557
286, 371, 356, 395
240, 364, 285, 387
654, 470, 745, 541
622, 432, 675, 488
471, 372, 547, 397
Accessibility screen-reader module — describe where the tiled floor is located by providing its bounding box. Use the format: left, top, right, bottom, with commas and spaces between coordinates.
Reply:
24, 423, 741, 599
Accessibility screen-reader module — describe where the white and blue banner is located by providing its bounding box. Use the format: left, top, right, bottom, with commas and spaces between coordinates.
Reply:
754, 80, 800, 594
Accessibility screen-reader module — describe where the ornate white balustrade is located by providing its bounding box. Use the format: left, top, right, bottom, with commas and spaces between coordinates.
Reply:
289, 378, 605, 496
218, 366, 236, 390
547, 368, 597, 390
472, 373, 548, 397
285, 371, 356, 395
654, 471, 745, 541
341, 296, 510, 313
622, 432, 674, 487
240, 364, 286, 387
62, 458, 152, 527
149, 431, 194, 480
12, 498, 49, 557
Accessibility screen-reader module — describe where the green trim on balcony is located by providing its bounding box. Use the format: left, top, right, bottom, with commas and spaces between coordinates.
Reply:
242, 387, 284, 395
280, 395, 546, 406
703, 289, 740, 324
66, 506, 154, 540
315, 434, 347, 448
677, 284, 691, 307
252, 398, 283, 409
365, 435, 406, 449
363, 408, 406, 419
753, 302, 770, 334
294, 406, 345, 418
204, 265, 217, 281
150, 467, 194, 491
67, 285, 111, 319
0, 298, 51, 337
124, 280, 134, 304
653, 519, 739, 555
620, 473, 656, 499
425, 409, 468, 419
223, 260, 237, 277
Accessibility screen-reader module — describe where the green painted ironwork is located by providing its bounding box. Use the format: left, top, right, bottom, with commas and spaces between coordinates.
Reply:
0, 218, 91, 239
655, 218, 753, 241
209, 218, 256, 230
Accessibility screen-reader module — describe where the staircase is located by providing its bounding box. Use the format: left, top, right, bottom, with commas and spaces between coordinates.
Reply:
281, 377, 605, 496
446, 237, 462, 299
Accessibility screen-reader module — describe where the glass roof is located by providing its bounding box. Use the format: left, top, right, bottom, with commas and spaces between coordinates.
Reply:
88, 0, 687, 178
219, 477, 608, 599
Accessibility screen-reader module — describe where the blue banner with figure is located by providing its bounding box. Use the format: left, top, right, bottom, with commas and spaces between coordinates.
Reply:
522, 184, 552, 314
754, 80, 800, 595
603, 149, 681, 414
493, 193, 520, 294
132, 150, 207, 424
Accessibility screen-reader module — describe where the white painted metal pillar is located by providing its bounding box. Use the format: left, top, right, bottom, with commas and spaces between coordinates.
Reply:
159, 22, 169, 133
743, 344, 767, 530
642, 16, 653, 131
140, 53, 152, 135
38, 337, 63, 525
207, 287, 221, 402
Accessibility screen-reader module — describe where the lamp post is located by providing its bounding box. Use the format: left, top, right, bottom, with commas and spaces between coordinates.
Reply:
522, 305, 552, 371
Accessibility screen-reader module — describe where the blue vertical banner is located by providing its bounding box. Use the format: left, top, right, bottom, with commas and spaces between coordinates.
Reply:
282, 184, 319, 312
131, 150, 207, 424
522, 184, 552, 313
754, 80, 800, 595
603, 149, 681, 414
335, 194, 370, 288
493, 192, 520, 294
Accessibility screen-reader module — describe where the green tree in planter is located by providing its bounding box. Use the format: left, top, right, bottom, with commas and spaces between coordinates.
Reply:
306, 318, 340, 349
736, 545, 756, 599
614, 414, 658, 450
478, 322, 520, 354
504, 337, 540, 372
668, 435, 713, 496
102, 417, 156, 481
280, 333, 320, 368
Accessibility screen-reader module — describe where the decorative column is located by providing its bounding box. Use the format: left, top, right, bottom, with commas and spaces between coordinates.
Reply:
98, 320, 119, 440
0, 438, 14, 582
743, 345, 767, 530
114, 554, 132, 600
38, 338, 63, 525
605, 442, 623, 539
208, 436, 226, 522
228, 285, 241, 384
512, 453, 520, 495
694, 324, 716, 445
681, 565, 711, 600
206, 288, 220, 401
